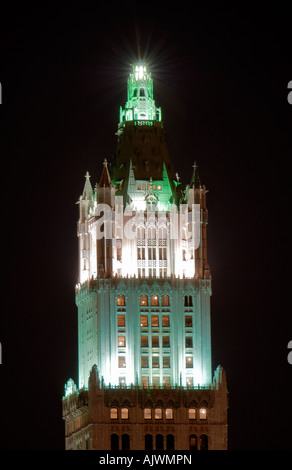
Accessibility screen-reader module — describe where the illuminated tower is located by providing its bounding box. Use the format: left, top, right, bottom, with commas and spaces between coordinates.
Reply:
62, 64, 228, 451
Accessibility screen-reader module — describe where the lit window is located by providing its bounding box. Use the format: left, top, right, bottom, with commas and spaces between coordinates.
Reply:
141, 336, 148, 347
186, 356, 193, 368
152, 336, 159, 347
141, 356, 149, 368
163, 376, 170, 387
158, 184, 162, 190
152, 377, 159, 388
161, 295, 170, 306
140, 315, 148, 327
162, 315, 170, 327
163, 336, 170, 348
141, 377, 149, 388
165, 408, 173, 419
119, 377, 126, 387
121, 408, 129, 419
137, 226, 145, 238
140, 295, 148, 306
199, 408, 207, 420
151, 295, 159, 306
188, 408, 196, 420
163, 356, 170, 368
185, 316, 192, 327
144, 408, 152, 419
117, 294, 125, 306
186, 377, 193, 387
110, 408, 118, 419
118, 315, 125, 327
118, 356, 126, 368
152, 356, 159, 368
155, 408, 162, 419
151, 315, 159, 327
118, 336, 126, 347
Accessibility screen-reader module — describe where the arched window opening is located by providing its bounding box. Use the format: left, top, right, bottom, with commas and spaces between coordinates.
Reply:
110, 408, 118, 419
188, 408, 196, 420
199, 408, 207, 420
189, 434, 197, 450
161, 295, 170, 306
137, 226, 145, 239
144, 407, 152, 420
184, 295, 188, 307
117, 294, 125, 306
200, 434, 208, 450
156, 434, 164, 450
151, 295, 159, 306
155, 408, 163, 420
111, 434, 119, 451
165, 408, 173, 419
145, 434, 153, 451
166, 434, 175, 450
189, 295, 193, 306
121, 407, 129, 419
140, 295, 148, 306
122, 434, 130, 450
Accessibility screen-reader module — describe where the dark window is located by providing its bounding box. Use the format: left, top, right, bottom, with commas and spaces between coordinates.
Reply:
167, 434, 175, 450
145, 434, 153, 451
156, 434, 164, 450
200, 434, 208, 450
186, 336, 193, 348
185, 316, 192, 327
189, 434, 197, 450
122, 434, 130, 450
111, 434, 119, 451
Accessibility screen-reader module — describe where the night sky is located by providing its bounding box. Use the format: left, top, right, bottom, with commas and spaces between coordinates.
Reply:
1, 2, 292, 451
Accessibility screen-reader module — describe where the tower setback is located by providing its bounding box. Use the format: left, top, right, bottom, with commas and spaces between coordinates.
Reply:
62, 64, 228, 450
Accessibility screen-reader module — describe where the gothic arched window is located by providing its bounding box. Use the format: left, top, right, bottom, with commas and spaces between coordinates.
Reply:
151, 295, 159, 306
117, 294, 125, 306
140, 295, 148, 306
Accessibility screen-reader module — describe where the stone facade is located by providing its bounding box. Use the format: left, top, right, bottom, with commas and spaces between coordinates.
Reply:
63, 365, 228, 450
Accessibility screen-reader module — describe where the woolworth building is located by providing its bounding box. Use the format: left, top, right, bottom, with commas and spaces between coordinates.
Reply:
62, 64, 228, 450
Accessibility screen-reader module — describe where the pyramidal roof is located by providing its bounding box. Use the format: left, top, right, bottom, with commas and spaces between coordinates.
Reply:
98, 159, 112, 187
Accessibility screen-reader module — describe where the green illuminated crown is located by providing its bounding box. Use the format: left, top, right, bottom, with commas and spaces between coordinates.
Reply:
119, 64, 162, 123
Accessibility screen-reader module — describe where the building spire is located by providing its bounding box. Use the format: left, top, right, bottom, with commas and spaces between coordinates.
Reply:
190, 161, 201, 188
82, 171, 93, 200
98, 158, 112, 187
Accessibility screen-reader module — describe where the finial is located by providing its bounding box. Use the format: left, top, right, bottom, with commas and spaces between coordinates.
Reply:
103, 158, 108, 167
85, 171, 90, 179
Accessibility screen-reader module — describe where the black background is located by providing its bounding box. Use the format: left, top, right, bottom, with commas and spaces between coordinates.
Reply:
1, 1, 292, 450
